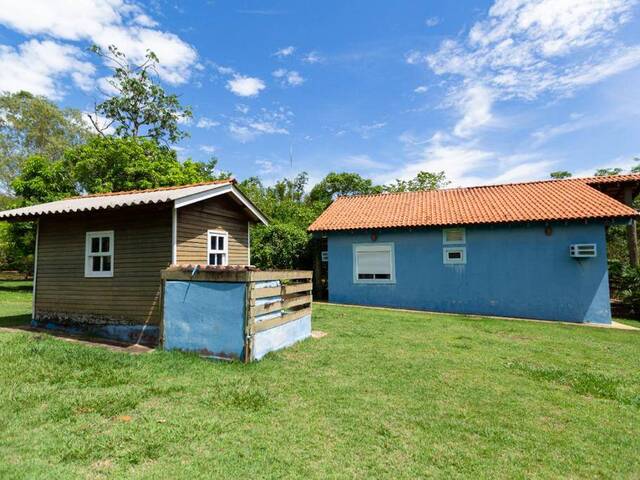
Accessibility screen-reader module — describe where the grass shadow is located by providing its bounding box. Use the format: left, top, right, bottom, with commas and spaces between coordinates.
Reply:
0, 313, 32, 328
0, 284, 33, 293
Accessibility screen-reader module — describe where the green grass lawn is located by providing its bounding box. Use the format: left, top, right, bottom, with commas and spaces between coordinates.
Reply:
0, 287, 639, 479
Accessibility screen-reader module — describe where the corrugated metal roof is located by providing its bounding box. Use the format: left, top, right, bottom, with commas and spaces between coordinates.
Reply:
308, 175, 640, 232
0, 180, 251, 220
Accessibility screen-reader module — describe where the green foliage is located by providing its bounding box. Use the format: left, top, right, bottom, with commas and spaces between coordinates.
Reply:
617, 265, 640, 310
65, 136, 227, 194
12, 155, 77, 204
550, 170, 572, 179
384, 170, 450, 192
89, 45, 192, 145
0, 91, 90, 189
594, 167, 623, 177
249, 223, 311, 269
307, 172, 380, 205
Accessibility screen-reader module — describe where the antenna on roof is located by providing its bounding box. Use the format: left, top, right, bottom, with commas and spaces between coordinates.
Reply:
289, 142, 294, 168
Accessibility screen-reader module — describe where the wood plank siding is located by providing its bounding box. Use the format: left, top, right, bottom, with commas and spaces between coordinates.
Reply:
176, 195, 251, 265
35, 205, 172, 326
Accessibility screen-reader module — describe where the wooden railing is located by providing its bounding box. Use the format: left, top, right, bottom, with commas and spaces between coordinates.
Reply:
247, 271, 312, 335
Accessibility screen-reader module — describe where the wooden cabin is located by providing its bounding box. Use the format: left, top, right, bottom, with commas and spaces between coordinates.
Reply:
0, 179, 268, 345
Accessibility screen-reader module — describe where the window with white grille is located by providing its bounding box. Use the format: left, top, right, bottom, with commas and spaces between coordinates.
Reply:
85, 231, 114, 277
208, 230, 228, 266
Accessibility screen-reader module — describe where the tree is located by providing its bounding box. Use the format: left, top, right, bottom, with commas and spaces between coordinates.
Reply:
0, 91, 90, 190
550, 171, 572, 179
307, 172, 380, 205
88, 45, 192, 145
384, 171, 449, 192
65, 136, 228, 194
594, 167, 623, 177
250, 223, 311, 270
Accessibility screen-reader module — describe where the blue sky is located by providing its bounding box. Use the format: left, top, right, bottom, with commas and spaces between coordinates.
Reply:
0, 0, 639, 187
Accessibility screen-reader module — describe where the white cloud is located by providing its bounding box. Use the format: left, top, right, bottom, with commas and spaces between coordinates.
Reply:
255, 159, 281, 175
199, 145, 216, 154
414, 85, 429, 93
235, 104, 250, 114
273, 46, 295, 57
355, 122, 387, 139
0, 39, 94, 100
341, 154, 389, 170
422, 0, 640, 101
390, 130, 554, 187
425, 16, 440, 27
453, 84, 494, 137
272, 68, 305, 87
0, 0, 198, 86
302, 51, 324, 64
196, 117, 220, 129
228, 106, 292, 142
226, 75, 266, 97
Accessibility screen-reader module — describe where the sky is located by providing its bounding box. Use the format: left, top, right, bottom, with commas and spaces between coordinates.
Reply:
0, 0, 639, 188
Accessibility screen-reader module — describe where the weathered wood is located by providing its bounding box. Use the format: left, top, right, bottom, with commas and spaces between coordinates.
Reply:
252, 307, 312, 333
283, 282, 312, 295
36, 205, 172, 326
249, 270, 312, 281
283, 294, 312, 310
249, 300, 283, 317
251, 286, 281, 299
176, 194, 251, 265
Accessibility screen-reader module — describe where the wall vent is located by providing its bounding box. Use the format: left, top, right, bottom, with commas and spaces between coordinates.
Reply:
569, 244, 597, 258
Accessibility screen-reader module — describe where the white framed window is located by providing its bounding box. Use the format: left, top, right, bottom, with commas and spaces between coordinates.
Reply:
85, 230, 114, 278
443, 227, 466, 244
443, 247, 466, 265
353, 243, 395, 284
208, 230, 228, 266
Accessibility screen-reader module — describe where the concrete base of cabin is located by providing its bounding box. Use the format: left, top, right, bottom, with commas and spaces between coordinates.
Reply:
30, 318, 160, 346
252, 314, 312, 360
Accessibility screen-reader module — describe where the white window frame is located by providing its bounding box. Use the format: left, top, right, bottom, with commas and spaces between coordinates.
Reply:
84, 230, 114, 278
207, 230, 229, 266
353, 243, 395, 284
443, 247, 466, 265
443, 227, 466, 245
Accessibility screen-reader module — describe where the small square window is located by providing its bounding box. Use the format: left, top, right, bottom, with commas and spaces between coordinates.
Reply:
443, 247, 466, 265
443, 228, 466, 245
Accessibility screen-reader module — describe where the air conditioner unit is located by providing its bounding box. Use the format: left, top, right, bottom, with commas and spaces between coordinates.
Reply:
569, 244, 597, 258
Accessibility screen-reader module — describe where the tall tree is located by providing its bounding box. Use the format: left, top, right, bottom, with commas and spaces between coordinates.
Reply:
65, 136, 229, 194
88, 45, 192, 145
594, 167, 623, 177
384, 171, 450, 192
307, 172, 380, 205
550, 171, 572, 179
0, 91, 90, 191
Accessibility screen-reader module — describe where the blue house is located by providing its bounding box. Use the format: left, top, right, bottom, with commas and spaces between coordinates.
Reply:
309, 175, 640, 325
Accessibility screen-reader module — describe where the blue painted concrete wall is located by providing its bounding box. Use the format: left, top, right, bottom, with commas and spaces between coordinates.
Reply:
163, 281, 246, 359
253, 314, 312, 360
31, 319, 159, 345
327, 222, 612, 324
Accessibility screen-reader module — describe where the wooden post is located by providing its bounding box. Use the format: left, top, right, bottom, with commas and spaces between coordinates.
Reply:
624, 186, 639, 268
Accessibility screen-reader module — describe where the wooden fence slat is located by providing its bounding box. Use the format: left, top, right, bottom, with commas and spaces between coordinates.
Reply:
250, 300, 283, 317
283, 282, 312, 295
251, 286, 281, 299
253, 307, 312, 333
283, 294, 312, 310
249, 270, 313, 281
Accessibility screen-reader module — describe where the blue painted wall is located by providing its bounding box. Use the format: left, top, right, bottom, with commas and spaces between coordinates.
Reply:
163, 281, 246, 359
327, 222, 612, 324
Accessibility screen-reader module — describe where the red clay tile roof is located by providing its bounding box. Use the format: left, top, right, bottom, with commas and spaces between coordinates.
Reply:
308, 175, 640, 232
